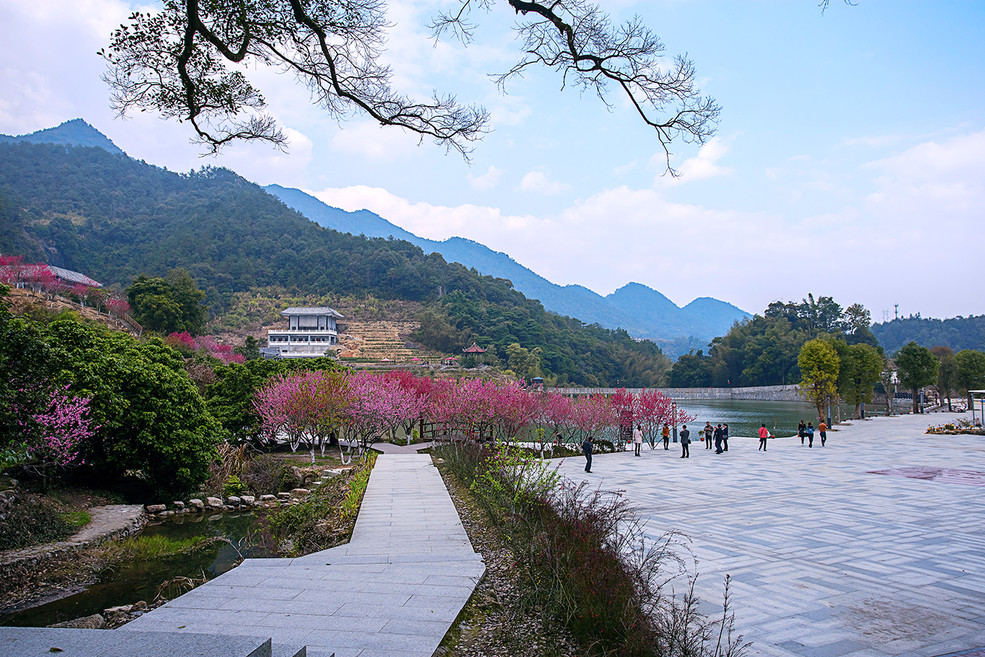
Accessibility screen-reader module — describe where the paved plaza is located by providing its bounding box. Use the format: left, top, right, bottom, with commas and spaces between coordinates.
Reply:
554, 413, 985, 657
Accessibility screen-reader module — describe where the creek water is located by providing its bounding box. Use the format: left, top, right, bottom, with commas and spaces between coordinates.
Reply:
667, 398, 878, 439
1, 511, 270, 628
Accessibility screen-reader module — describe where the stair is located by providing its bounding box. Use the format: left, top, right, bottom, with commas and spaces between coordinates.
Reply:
0, 627, 312, 657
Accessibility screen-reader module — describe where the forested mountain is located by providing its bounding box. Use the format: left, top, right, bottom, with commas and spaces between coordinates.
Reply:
0, 138, 670, 386
266, 185, 749, 353
0, 119, 123, 154
871, 315, 985, 354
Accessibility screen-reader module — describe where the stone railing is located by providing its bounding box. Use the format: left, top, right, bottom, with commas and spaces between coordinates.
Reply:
554, 384, 805, 402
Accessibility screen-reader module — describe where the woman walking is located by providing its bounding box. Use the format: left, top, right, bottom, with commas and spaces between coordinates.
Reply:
806, 422, 815, 448
758, 424, 770, 451
798, 420, 806, 445
633, 424, 644, 457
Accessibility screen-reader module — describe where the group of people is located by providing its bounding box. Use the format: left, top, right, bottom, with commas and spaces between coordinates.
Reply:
581, 416, 833, 471
797, 420, 828, 447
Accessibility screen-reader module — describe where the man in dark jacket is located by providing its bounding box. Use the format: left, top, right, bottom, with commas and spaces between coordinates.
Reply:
583, 436, 594, 472
714, 424, 724, 454
680, 425, 690, 458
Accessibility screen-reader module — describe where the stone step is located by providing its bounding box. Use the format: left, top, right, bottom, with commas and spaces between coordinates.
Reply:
0, 627, 303, 657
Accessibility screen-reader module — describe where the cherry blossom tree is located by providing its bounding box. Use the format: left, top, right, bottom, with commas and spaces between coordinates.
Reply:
489, 382, 538, 445
634, 388, 694, 448
255, 371, 350, 462
566, 394, 618, 447
20, 386, 95, 491
23, 264, 56, 296
0, 255, 25, 286
531, 391, 573, 449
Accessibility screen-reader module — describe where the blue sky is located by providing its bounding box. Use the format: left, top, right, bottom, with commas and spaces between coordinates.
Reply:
1, 1, 983, 321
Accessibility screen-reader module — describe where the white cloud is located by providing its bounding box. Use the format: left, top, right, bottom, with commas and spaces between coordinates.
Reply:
329, 120, 425, 160
654, 136, 733, 186
519, 170, 570, 195
468, 165, 503, 191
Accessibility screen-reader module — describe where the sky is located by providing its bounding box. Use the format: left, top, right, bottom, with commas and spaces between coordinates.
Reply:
1, 0, 983, 322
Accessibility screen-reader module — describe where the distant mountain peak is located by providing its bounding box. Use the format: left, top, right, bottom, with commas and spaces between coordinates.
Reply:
266, 184, 751, 355
0, 119, 124, 155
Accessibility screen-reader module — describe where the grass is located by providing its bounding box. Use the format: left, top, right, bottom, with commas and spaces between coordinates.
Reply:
433, 440, 749, 657
100, 534, 211, 562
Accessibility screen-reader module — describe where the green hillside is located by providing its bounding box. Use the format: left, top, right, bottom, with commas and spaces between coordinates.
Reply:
0, 140, 669, 386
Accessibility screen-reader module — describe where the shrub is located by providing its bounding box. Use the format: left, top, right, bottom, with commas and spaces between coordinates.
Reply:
240, 454, 293, 493
0, 495, 78, 551
434, 441, 748, 657
223, 475, 246, 496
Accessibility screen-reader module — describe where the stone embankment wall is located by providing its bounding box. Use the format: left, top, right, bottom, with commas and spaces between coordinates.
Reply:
558, 384, 805, 402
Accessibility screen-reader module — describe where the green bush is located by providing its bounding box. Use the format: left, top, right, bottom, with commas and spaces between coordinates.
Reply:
0, 495, 78, 551
223, 475, 246, 496
43, 318, 222, 498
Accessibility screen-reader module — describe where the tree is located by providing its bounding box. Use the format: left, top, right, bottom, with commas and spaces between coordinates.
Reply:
955, 349, 985, 410
930, 346, 958, 411
20, 386, 96, 492
101, 0, 719, 168
895, 342, 938, 414
840, 343, 884, 419
797, 338, 839, 421
43, 318, 222, 498
127, 269, 208, 334
669, 350, 712, 388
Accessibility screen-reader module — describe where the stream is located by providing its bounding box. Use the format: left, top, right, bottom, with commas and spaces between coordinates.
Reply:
1, 511, 273, 628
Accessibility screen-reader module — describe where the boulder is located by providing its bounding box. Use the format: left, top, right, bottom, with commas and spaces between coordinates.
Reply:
260, 494, 277, 502
145, 504, 166, 514
188, 498, 205, 511
226, 496, 241, 506
49, 614, 105, 629
240, 495, 255, 507
290, 488, 311, 498
172, 501, 185, 510
276, 492, 291, 501
206, 496, 223, 508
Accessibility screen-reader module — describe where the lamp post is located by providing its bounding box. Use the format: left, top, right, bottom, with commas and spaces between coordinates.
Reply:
671, 402, 678, 443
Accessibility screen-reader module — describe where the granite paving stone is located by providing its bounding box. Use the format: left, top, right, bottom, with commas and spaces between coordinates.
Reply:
552, 412, 985, 657
117, 454, 484, 657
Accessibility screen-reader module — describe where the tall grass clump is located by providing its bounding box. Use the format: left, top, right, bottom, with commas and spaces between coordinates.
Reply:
433, 441, 747, 657
263, 453, 377, 556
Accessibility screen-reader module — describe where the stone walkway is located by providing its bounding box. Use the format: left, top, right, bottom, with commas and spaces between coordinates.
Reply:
0, 504, 144, 567
554, 413, 985, 657
120, 454, 484, 657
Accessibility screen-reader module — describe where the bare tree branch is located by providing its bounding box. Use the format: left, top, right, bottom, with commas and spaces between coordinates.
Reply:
101, 0, 729, 171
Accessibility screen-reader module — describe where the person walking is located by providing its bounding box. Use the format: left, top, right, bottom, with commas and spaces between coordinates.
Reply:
661, 423, 671, 450
633, 424, 644, 457
704, 422, 714, 449
758, 424, 770, 451
714, 423, 724, 454
680, 425, 691, 458
583, 435, 594, 472
722, 423, 730, 452
798, 420, 806, 445
806, 422, 815, 448
818, 419, 827, 446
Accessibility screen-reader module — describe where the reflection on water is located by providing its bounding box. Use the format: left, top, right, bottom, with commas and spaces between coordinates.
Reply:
1, 512, 270, 628
672, 398, 868, 438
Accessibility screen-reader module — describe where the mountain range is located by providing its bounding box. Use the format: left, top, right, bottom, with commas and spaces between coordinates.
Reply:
265, 185, 750, 355
2, 119, 749, 356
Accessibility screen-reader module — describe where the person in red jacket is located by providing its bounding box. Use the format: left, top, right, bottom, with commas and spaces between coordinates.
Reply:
758, 424, 770, 451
